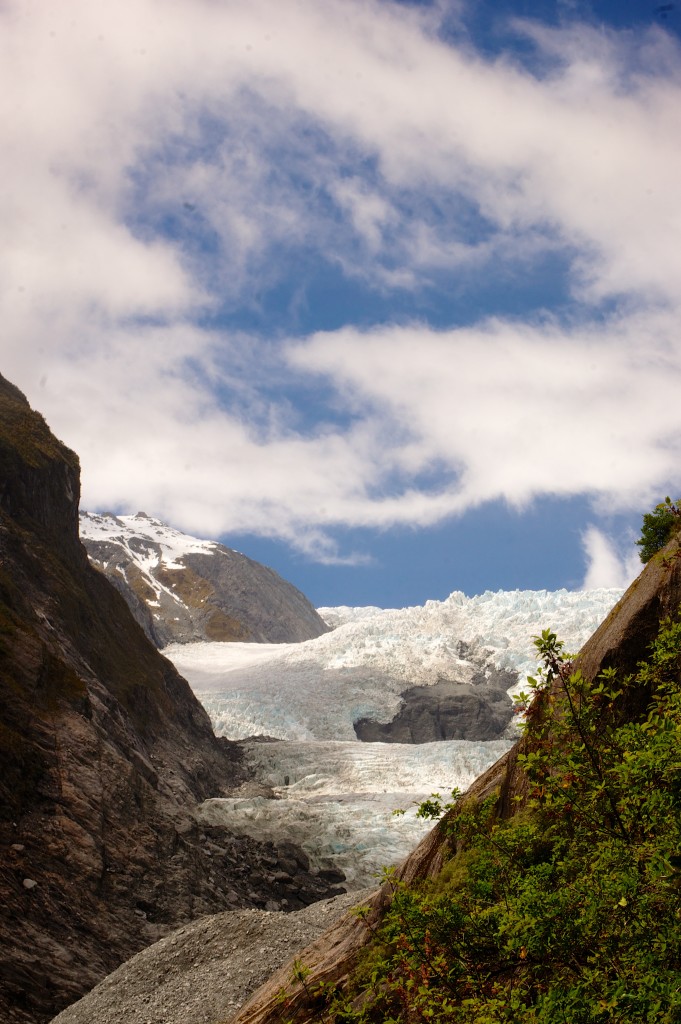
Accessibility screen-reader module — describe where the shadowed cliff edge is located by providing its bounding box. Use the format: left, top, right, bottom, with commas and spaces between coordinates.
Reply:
227, 528, 681, 1024
0, 375, 335, 1024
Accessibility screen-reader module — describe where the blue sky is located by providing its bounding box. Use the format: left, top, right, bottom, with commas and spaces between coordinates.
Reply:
3, 0, 681, 606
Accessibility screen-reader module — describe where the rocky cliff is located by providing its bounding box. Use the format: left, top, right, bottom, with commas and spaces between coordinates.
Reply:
0, 376, 335, 1024
353, 664, 515, 743
79, 511, 329, 647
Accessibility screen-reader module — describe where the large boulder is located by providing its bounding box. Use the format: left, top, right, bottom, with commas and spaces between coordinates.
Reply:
354, 676, 514, 743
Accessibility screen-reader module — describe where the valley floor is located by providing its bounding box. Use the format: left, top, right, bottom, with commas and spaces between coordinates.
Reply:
50, 890, 372, 1024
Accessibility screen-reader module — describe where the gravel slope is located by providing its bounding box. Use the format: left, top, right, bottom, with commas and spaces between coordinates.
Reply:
50, 890, 373, 1024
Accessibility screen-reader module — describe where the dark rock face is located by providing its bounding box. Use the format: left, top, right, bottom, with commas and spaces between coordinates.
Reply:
80, 512, 329, 647
0, 376, 335, 1024
354, 661, 517, 743
354, 677, 514, 742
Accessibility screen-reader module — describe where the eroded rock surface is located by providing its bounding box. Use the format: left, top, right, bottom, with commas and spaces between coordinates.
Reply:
0, 376, 336, 1024
354, 674, 515, 742
79, 511, 329, 646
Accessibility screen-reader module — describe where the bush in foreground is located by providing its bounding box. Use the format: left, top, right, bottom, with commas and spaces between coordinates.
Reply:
637, 497, 681, 563
311, 619, 681, 1023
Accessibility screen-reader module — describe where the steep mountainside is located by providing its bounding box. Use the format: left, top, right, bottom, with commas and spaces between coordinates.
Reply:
79, 511, 329, 647
30, 551, 678, 1024
0, 376, 334, 1024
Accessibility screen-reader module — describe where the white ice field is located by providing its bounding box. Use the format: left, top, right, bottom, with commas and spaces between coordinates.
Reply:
197, 738, 512, 887
166, 588, 623, 887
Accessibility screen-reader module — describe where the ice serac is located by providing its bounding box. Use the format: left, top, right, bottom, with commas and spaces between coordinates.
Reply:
0, 375, 335, 1024
168, 589, 622, 742
79, 511, 329, 647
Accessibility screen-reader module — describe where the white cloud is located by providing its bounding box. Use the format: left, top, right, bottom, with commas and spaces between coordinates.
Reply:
288, 309, 681, 520
6, 0, 680, 315
331, 177, 397, 254
1, 0, 681, 561
580, 526, 641, 590
26, 303, 681, 563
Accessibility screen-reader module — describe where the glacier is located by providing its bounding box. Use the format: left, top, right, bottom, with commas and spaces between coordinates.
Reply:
165, 587, 623, 886
197, 738, 512, 886
167, 588, 622, 742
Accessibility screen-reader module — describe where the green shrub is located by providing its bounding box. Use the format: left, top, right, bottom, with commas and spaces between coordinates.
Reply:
325, 618, 681, 1023
637, 497, 681, 563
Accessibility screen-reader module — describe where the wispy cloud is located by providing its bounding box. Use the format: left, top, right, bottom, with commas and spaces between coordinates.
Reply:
289, 309, 681, 517
580, 526, 641, 590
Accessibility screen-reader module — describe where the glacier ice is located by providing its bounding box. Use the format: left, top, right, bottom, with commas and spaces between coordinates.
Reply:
167, 588, 622, 742
198, 738, 511, 887
168, 587, 622, 884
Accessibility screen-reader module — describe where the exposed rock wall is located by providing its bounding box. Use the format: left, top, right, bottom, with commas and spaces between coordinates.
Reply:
354, 675, 514, 742
80, 511, 329, 646
0, 376, 335, 1024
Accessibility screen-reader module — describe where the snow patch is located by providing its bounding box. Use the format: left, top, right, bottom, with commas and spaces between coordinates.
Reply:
79, 511, 220, 569
80, 510, 224, 610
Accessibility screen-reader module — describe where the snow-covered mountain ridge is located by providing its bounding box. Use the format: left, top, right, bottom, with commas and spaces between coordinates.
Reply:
80, 509, 221, 566
79, 511, 329, 646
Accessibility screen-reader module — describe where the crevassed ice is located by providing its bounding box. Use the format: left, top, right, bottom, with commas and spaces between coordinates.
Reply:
167, 588, 622, 742
180, 587, 623, 883
197, 739, 511, 887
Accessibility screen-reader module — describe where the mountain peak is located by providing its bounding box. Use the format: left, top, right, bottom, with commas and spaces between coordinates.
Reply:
80, 511, 329, 646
